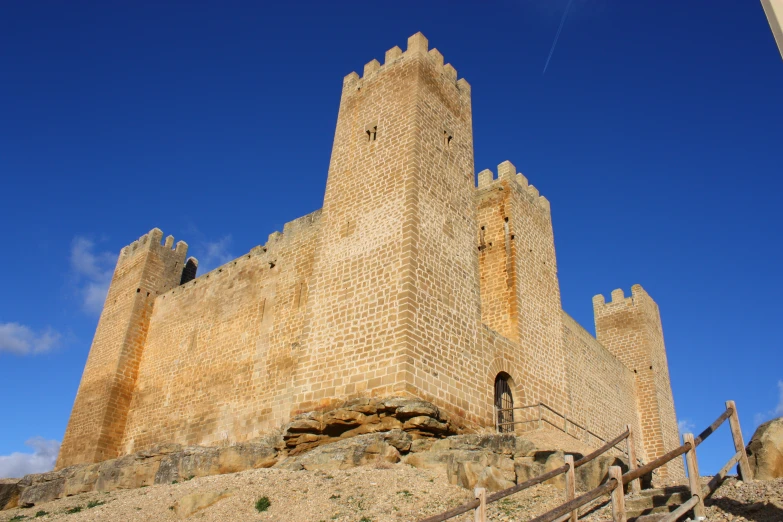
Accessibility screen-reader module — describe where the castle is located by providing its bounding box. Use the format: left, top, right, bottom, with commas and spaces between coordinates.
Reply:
56, 32, 684, 479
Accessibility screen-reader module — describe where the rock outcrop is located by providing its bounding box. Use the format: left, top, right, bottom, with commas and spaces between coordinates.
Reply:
0, 396, 637, 510
0, 480, 20, 511
2, 396, 455, 509
282, 397, 455, 454
747, 417, 783, 480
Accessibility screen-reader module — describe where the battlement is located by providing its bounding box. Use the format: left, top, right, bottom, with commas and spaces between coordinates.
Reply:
592, 284, 653, 313
119, 227, 188, 259
476, 160, 551, 213
342, 32, 470, 95
160, 209, 322, 299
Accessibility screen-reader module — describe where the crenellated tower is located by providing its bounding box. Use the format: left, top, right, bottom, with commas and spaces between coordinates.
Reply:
296, 33, 483, 419
56, 229, 193, 469
593, 285, 684, 479
475, 161, 568, 414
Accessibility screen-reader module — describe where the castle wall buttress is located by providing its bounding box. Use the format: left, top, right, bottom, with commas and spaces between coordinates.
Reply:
593, 285, 684, 480
56, 229, 189, 469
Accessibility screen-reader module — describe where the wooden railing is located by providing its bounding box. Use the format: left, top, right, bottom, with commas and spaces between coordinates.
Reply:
419, 425, 637, 522
420, 400, 752, 522
527, 400, 753, 522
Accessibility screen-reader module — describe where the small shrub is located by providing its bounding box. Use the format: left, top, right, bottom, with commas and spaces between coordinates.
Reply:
10, 515, 27, 521
255, 496, 271, 512
397, 490, 413, 498
87, 500, 105, 509
171, 480, 178, 484
168, 506, 174, 511
359, 517, 373, 522
185, 475, 195, 481
35, 511, 48, 518
65, 506, 83, 514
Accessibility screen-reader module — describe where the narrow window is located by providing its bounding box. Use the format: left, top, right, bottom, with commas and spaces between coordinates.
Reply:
443, 130, 452, 148
495, 372, 514, 433
366, 125, 377, 142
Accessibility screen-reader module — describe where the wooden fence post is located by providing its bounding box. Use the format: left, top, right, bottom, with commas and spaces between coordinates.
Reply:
609, 466, 626, 522
564, 455, 577, 522
474, 487, 487, 522
625, 424, 640, 495
726, 400, 753, 482
683, 433, 705, 520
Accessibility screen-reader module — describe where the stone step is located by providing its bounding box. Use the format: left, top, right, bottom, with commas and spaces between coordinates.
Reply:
638, 485, 690, 497
625, 486, 694, 521
626, 491, 690, 510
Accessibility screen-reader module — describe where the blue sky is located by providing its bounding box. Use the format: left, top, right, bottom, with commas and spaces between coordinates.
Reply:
0, 0, 781, 478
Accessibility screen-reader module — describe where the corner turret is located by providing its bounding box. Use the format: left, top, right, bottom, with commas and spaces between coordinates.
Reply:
56, 228, 192, 469
592, 284, 684, 480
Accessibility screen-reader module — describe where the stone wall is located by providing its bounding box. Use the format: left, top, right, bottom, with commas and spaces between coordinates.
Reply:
57, 230, 189, 469
593, 286, 685, 480
120, 211, 322, 453
561, 312, 644, 460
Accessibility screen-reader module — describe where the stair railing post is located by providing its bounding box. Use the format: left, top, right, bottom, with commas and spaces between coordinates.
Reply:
683, 433, 706, 520
474, 487, 487, 522
609, 465, 627, 522
726, 400, 753, 482
625, 424, 641, 495
564, 455, 577, 522
538, 403, 543, 429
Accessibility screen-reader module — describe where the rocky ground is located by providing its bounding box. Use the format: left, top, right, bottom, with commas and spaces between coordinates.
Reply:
701, 476, 783, 522
0, 465, 568, 522
1, 466, 780, 522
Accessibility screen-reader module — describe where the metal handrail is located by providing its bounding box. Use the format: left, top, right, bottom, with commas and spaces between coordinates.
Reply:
495, 402, 632, 462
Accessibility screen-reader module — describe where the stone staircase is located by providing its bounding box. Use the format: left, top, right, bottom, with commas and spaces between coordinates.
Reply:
625, 485, 693, 521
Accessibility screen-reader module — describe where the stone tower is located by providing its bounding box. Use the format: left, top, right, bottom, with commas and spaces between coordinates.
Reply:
55, 229, 191, 469
593, 285, 681, 479
293, 32, 483, 417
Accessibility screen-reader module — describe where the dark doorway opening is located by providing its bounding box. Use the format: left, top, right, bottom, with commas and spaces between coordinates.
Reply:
495, 372, 514, 433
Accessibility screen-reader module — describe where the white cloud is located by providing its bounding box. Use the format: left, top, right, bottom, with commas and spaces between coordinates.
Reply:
0, 323, 60, 355
197, 235, 234, 273
0, 438, 60, 478
678, 418, 695, 435
70, 237, 115, 314
752, 379, 783, 428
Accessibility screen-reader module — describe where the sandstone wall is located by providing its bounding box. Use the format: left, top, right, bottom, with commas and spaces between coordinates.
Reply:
120, 211, 321, 454
475, 164, 568, 422
593, 286, 684, 480
561, 312, 644, 460
57, 230, 189, 469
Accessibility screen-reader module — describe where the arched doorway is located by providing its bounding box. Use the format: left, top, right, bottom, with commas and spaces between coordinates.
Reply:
494, 372, 514, 433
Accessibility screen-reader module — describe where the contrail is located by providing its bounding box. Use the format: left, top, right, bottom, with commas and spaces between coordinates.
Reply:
542, 0, 575, 75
